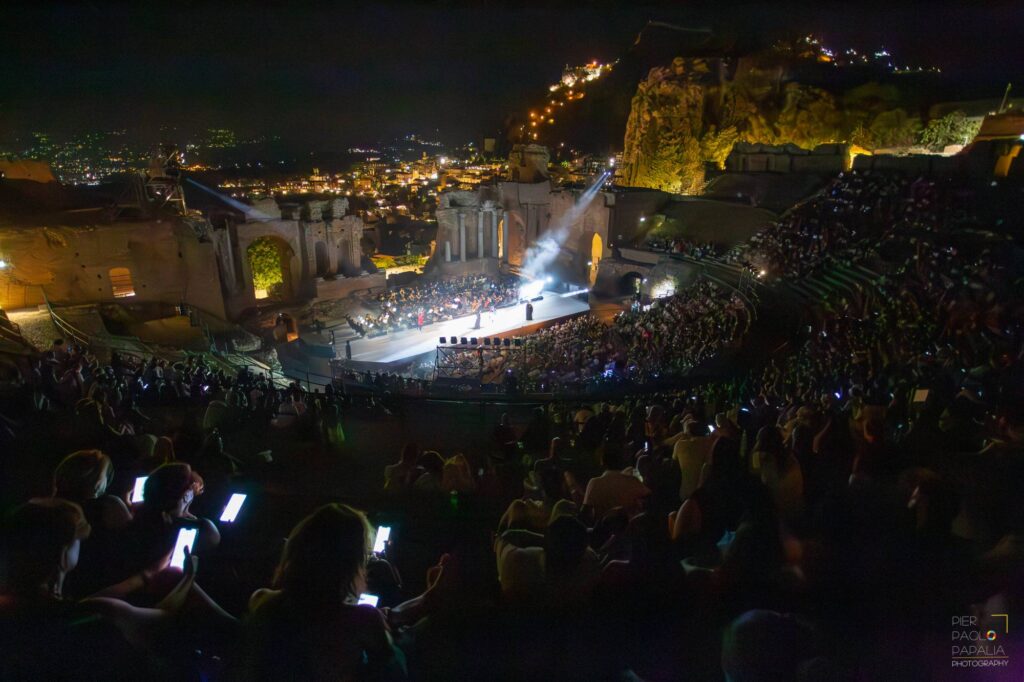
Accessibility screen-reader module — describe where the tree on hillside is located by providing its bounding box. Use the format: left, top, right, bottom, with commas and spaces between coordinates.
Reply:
920, 111, 982, 151
248, 238, 284, 293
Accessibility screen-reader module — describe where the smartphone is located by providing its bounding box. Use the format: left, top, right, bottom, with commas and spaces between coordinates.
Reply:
373, 526, 391, 555
219, 493, 247, 523
170, 528, 198, 571
912, 389, 929, 404
708, 424, 716, 434
132, 476, 148, 503
357, 593, 379, 607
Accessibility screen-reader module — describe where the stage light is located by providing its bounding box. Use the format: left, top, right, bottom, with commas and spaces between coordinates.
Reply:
504, 339, 511, 347
519, 280, 544, 300
470, 337, 478, 345
439, 337, 446, 344
652, 279, 676, 299
460, 337, 468, 345
484, 338, 491, 345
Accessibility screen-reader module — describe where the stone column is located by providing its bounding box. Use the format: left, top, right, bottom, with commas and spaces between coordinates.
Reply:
477, 211, 485, 259
501, 211, 510, 263
458, 212, 467, 262
490, 211, 498, 258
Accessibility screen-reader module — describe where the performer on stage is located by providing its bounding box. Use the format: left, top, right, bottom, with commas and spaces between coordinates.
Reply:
345, 339, 352, 360
474, 309, 482, 330
525, 301, 534, 321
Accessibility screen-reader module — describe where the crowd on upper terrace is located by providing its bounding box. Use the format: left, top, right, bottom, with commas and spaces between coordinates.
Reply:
644, 235, 723, 260
727, 169, 977, 279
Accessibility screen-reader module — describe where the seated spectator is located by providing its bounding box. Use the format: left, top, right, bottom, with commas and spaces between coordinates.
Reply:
494, 513, 600, 605
582, 448, 650, 521
600, 512, 685, 600
120, 463, 219, 585
673, 419, 715, 501
239, 503, 403, 680
492, 413, 517, 449
384, 443, 420, 493
752, 426, 804, 524
0, 498, 199, 680
671, 438, 759, 561
721, 610, 815, 682
413, 451, 445, 493
500, 468, 574, 533
51, 450, 133, 597
441, 453, 476, 493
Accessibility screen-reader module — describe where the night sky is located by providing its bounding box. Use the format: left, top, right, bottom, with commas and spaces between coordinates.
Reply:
2, 1, 1022, 150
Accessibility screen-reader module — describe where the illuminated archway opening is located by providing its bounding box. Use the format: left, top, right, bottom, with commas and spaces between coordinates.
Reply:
588, 233, 603, 286
247, 236, 293, 300
109, 267, 136, 298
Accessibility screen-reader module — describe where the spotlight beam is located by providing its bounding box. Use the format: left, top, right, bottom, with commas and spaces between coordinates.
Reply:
520, 170, 608, 282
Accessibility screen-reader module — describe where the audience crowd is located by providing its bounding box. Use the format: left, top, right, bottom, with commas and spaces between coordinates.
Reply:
2, 168, 1023, 681
645, 235, 722, 260
727, 170, 968, 279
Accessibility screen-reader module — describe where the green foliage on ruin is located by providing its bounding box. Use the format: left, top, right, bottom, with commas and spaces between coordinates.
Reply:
620, 53, 963, 191
919, 111, 982, 151
248, 238, 284, 292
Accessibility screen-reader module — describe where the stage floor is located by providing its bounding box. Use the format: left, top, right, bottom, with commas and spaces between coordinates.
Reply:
346, 293, 590, 364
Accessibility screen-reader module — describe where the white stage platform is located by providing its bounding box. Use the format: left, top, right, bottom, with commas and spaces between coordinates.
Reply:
346, 293, 590, 364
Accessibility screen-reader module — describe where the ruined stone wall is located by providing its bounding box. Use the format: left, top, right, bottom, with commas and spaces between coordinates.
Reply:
0, 218, 227, 318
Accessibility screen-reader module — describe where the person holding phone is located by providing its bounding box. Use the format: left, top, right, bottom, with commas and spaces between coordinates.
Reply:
0, 498, 201, 680
120, 463, 219, 592
50, 450, 133, 598
239, 503, 404, 681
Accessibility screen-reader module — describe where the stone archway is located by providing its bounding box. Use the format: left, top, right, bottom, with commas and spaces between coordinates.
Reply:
314, 241, 330, 277
619, 271, 644, 297
579, 232, 603, 286
247, 236, 295, 301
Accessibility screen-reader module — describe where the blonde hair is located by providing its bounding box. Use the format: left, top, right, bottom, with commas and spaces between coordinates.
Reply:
273, 503, 372, 606
53, 449, 111, 501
